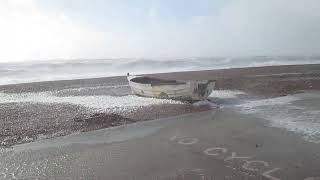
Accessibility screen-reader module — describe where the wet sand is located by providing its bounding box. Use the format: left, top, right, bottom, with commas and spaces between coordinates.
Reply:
1, 110, 320, 180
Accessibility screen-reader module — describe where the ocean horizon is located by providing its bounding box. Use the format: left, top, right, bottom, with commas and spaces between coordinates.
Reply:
1, 56, 320, 85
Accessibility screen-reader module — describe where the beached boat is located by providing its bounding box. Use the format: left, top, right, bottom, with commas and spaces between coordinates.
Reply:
127, 74, 215, 101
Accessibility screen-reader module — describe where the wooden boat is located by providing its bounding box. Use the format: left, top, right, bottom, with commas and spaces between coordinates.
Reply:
127, 74, 215, 101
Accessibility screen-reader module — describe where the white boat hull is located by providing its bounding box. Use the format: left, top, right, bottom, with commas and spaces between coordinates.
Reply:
127, 76, 215, 101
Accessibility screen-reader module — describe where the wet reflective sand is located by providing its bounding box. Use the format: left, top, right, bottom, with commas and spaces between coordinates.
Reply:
1, 110, 320, 180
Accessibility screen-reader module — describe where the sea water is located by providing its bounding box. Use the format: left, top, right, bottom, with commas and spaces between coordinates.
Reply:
0, 56, 320, 85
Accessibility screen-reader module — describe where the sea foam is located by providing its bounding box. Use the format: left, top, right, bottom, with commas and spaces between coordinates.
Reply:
235, 91, 320, 143
0, 91, 183, 114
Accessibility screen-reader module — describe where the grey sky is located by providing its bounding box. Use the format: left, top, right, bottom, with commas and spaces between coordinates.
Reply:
0, 0, 319, 62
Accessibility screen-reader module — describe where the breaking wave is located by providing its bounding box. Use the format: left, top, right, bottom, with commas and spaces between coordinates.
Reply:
1, 56, 320, 85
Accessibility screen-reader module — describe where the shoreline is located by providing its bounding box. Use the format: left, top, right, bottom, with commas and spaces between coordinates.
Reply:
0, 64, 320, 147
0, 63, 319, 93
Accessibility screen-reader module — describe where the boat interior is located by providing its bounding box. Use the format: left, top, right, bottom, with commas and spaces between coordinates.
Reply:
130, 77, 186, 85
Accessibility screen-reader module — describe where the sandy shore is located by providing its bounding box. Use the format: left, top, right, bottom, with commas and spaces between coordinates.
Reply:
0, 64, 320, 179
0, 64, 320, 147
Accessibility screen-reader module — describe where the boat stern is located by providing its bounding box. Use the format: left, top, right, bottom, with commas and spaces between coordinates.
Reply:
191, 80, 215, 101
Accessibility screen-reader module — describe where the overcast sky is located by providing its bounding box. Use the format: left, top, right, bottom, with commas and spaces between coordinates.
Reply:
0, 0, 319, 62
